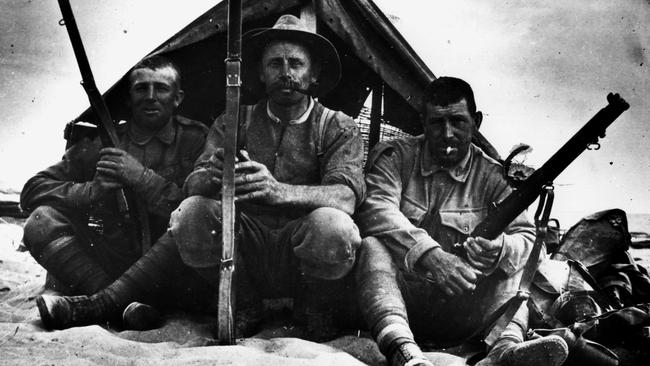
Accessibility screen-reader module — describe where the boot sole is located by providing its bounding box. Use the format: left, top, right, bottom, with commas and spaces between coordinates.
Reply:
509, 335, 569, 366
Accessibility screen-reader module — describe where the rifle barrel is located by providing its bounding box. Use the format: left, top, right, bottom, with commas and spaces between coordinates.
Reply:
58, 0, 120, 147
472, 93, 629, 240
58, 0, 129, 214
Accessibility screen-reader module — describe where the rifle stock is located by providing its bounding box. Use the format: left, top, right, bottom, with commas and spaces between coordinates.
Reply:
471, 93, 629, 240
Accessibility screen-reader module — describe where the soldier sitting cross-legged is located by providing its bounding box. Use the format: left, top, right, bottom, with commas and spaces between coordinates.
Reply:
23, 55, 209, 330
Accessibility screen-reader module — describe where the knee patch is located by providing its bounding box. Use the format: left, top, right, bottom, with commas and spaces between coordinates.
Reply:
294, 208, 361, 279
170, 196, 221, 233
170, 196, 223, 269
303, 207, 361, 254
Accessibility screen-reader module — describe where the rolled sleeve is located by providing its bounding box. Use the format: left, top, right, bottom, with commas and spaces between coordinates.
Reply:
183, 115, 224, 197
320, 114, 366, 207
404, 236, 439, 272
322, 166, 365, 207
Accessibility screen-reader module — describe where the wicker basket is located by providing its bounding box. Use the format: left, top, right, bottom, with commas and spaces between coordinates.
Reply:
355, 106, 412, 162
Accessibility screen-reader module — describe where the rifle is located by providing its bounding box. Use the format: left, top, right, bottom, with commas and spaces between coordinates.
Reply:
58, 0, 152, 253
472, 93, 628, 241
217, 0, 243, 345
471, 93, 629, 345
57, 0, 129, 216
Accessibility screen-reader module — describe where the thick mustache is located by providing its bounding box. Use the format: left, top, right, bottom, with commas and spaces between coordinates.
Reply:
269, 81, 310, 95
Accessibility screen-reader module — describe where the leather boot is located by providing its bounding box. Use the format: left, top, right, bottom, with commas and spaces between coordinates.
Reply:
475, 335, 569, 366
389, 342, 434, 366
122, 302, 162, 331
531, 328, 619, 366
37, 295, 163, 331
36, 233, 186, 331
36, 294, 113, 330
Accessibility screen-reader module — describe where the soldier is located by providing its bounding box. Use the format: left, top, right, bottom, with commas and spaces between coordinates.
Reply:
355, 77, 569, 365
36, 15, 365, 340
22, 56, 208, 328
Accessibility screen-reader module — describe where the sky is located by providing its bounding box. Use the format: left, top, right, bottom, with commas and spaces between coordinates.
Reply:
1, 0, 648, 227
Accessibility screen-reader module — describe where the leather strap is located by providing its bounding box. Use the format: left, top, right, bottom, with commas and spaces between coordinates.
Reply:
483, 185, 555, 345
316, 106, 333, 155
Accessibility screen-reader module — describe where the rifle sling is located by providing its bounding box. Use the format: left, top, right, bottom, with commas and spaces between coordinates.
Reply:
481, 186, 554, 346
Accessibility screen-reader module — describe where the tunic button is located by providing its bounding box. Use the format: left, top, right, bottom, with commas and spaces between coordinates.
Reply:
464, 226, 469, 232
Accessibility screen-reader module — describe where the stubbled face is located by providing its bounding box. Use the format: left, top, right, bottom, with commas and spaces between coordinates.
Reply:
129, 66, 183, 131
423, 98, 476, 167
259, 41, 318, 106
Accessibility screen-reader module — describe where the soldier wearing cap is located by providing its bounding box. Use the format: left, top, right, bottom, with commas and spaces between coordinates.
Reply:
35, 15, 364, 340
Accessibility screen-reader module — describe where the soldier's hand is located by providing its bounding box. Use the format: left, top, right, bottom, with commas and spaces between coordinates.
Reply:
208, 149, 249, 192
95, 148, 146, 187
419, 247, 479, 297
208, 148, 224, 171
463, 235, 503, 271
233, 159, 285, 204
90, 172, 122, 203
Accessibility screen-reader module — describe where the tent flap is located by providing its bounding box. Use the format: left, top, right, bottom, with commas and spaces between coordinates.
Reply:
73, 0, 499, 159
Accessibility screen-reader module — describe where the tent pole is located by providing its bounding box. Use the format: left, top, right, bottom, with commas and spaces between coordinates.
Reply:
368, 81, 383, 151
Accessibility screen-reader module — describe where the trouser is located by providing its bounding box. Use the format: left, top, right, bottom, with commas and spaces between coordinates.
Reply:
171, 196, 362, 299
22, 205, 141, 295
357, 237, 527, 348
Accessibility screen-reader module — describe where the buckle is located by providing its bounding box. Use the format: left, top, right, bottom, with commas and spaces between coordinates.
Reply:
220, 257, 234, 272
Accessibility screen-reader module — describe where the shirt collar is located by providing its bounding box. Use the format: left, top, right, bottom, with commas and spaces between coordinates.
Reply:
266, 97, 314, 125
420, 140, 473, 182
128, 118, 176, 146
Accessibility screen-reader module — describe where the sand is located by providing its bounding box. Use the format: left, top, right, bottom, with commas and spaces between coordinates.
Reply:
0, 219, 466, 366
4, 215, 647, 365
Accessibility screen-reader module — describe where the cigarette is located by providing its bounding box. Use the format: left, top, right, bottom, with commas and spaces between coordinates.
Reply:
446, 146, 458, 155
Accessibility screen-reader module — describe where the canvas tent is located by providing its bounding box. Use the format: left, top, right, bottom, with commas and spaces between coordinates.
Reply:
73, 0, 499, 158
